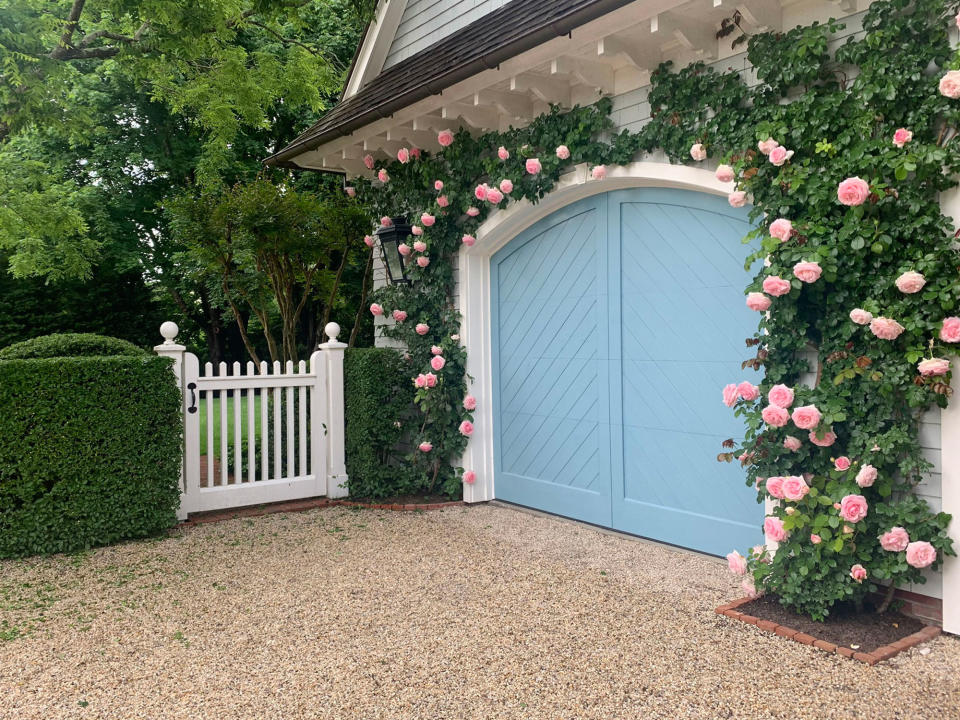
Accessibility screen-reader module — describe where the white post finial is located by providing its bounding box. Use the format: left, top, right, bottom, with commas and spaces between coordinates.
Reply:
160, 321, 179, 345
324, 322, 341, 343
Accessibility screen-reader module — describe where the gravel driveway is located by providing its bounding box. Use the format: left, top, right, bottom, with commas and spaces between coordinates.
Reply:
1, 503, 958, 719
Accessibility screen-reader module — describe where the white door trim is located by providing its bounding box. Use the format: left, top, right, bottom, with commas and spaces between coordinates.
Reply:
457, 160, 732, 503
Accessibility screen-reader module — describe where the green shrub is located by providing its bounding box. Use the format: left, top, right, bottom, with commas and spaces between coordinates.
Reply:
0, 356, 182, 557
0, 332, 147, 359
344, 347, 420, 498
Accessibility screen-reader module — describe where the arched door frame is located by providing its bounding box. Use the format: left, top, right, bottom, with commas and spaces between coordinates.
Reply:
458, 161, 735, 503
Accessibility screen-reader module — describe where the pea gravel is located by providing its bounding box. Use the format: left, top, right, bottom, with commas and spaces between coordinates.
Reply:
1, 503, 958, 720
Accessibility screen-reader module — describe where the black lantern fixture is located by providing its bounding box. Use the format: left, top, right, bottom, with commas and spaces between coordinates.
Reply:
375, 216, 413, 285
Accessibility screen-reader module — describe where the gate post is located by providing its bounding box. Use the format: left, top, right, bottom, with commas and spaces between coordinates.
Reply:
320, 322, 349, 498
155, 322, 198, 521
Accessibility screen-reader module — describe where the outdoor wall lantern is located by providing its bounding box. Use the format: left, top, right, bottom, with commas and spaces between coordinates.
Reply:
375, 216, 413, 285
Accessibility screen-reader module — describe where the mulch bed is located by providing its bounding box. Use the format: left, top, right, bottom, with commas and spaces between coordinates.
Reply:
717, 595, 941, 665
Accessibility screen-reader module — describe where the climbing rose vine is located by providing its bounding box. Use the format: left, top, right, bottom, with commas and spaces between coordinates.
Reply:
347, 0, 956, 619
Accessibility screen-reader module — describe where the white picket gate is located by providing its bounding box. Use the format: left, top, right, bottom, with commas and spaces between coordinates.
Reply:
155, 321, 348, 520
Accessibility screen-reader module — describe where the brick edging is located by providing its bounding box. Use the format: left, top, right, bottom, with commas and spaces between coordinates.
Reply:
179, 497, 466, 526
715, 596, 941, 665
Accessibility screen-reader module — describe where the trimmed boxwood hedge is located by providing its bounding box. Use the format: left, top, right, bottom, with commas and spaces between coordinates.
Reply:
344, 347, 419, 498
0, 332, 147, 360
0, 354, 182, 558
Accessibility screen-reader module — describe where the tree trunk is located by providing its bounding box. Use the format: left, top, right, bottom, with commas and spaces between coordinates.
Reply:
876, 583, 897, 614
349, 248, 374, 348
321, 245, 350, 332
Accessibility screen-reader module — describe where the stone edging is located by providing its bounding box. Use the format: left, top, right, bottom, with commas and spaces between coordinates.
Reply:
180, 497, 465, 526
715, 596, 941, 665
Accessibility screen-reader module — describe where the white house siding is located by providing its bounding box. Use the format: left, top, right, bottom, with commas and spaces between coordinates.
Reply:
383, 0, 512, 69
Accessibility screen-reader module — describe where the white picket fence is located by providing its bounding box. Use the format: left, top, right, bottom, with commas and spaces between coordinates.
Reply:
155, 321, 348, 519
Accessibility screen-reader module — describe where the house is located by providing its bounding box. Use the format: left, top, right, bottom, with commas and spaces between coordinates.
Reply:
266, 0, 960, 632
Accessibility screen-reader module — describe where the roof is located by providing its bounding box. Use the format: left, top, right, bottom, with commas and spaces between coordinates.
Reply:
265, 0, 636, 168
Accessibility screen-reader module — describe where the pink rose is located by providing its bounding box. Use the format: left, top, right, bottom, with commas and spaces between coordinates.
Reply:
728, 191, 747, 207
809, 429, 836, 447
834, 456, 851, 471
957, 10, 960, 30
369, 303, 383, 316
837, 177, 870, 206
556, 145, 570, 160
782, 476, 810, 501
746, 292, 771, 311
850, 564, 867, 583
378, 169, 389, 183
434, 180, 444, 191
768, 384, 795, 409
364, 235, 374, 247
416, 256, 430, 268
906, 541, 937, 568
413, 241, 426, 252
768, 146, 794, 166
459, 420, 474, 437
430, 356, 445, 371
715, 164, 734, 183
849, 308, 873, 325
764, 516, 787, 542
462, 234, 476, 247
793, 261, 822, 283
411, 225, 423, 236
466, 206, 480, 217
726, 551, 747, 575
757, 138, 779, 155
810, 534, 822, 544
437, 195, 450, 208
880, 527, 910, 552
722, 383, 739, 407
525, 158, 542, 174
762, 405, 789, 427
415, 323, 429, 335
462, 470, 476, 484
737, 381, 759, 401
839, 494, 868, 523
499, 179, 513, 194
783, 436, 802, 452
918, 358, 950, 376
856, 464, 877, 487
940, 317, 960, 342
437, 129, 454, 147
895, 270, 926, 294
892, 128, 913, 148
769, 218, 793, 242
762, 276, 791, 297
689, 143, 707, 161
392, 310, 407, 323
791, 404, 821, 429
398, 243, 411, 256
410, 148, 421, 159
414, 374, 427, 388
418, 441, 433, 452
424, 373, 437, 388
741, 577, 759, 598
474, 184, 488, 201
363, 154, 375, 170
463, 395, 477, 411
431, 346, 443, 355
869, 317, 904, 340
345, 186, 356, 197
591, 165, 607, 180
939, 70, 960, 99
486, 188, 503, 204
421, 212, 435, 227
497, 146, 510, 160
397, 147, 410, 164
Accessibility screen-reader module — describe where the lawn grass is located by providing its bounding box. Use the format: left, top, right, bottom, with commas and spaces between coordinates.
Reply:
198, 395, 262, 458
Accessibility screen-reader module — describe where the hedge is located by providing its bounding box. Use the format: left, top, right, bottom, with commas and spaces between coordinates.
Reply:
0, 355, 182, 557
0, 332, 147, 359
344, 347, 420, 498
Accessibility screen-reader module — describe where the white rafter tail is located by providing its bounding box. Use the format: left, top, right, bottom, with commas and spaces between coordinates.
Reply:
320, 154, 365, 175
509, 73, 571, 107
363, 137, 404, 156
827, 0, 856, 12
441, 102, 501, 130
340, 145, 365, 161
737, 0, 782, 33
412, 114, 448, 133
550, 56, 615, 95
474, 90, 533, 122
666, 16, 718, 60
386, 126, 437, 148
597, 35, 655, 71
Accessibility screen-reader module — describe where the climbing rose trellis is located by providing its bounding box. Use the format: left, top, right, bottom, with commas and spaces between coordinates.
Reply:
348, 0, 958, 619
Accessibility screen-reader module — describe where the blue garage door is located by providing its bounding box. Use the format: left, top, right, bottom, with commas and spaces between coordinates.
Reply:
491, 188, 762, 556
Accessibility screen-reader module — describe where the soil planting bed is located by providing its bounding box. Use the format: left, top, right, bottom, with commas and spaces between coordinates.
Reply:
717, 595, 940, 664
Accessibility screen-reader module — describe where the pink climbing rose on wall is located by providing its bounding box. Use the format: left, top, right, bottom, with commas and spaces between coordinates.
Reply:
918, 358, 950, 376
906, 541, 937, 568
791, 405, 821, 429
746, 292, 771, 311
849, 308, 873, 325
880, 527, 910, 552
940, 317, 960, 342
761, 405, 789, 427
437, 129, 454, 146
792, 261, 822, 283
769, 218, 793, 242
764, 516, 788, 542
837, 176, 870, 205
870, 317, 905, 340
715, 164, 734, 182
762, 276, 791, 297
895, 271, 926, 293
892, 128, 913, 147
839, 494, 869, 523
526, 158, 542, 174
768, 384, 794, 408
728, 191, 746, 207
463, 395, 477, 410
850, 564, 867, 583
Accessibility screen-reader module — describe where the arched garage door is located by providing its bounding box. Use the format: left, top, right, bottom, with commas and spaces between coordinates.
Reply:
491, 188, 762, 556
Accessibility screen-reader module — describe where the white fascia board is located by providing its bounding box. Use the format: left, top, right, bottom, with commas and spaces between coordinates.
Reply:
344, 0, 410, 99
